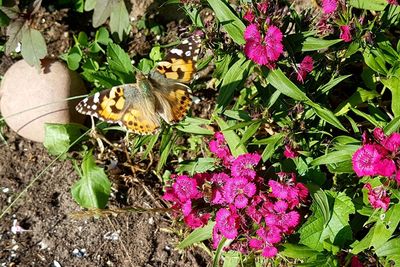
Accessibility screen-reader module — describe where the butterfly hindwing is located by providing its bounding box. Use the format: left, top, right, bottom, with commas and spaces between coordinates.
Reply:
76, 84, 161, 135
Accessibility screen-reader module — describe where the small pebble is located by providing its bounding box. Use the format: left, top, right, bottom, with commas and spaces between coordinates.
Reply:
52, 260, 62, 267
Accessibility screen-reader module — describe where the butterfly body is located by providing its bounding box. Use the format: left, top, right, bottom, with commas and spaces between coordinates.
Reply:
76, 32, 203, 135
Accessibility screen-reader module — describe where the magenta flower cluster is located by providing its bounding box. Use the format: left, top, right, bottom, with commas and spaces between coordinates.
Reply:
163, 132, 309, 258
242, 1, 284, 68
352, 128, 400, 210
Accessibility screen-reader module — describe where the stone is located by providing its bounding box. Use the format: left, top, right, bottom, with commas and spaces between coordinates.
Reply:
0, 59, 86, 142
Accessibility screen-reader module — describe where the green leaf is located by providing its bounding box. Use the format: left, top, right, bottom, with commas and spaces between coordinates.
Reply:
375, 238, 400, 265
351, 205, 400, 254
216, 117, 247, 157
317, 75, 352, 94
222, 251, 241, 267
109, 0, 130, 42
334, 88, 379, 116
71, 150, 111, 209
299, 190, 355, 251
265, 67, 309, 101
138, 58, 154, 73
0, 9, 10, 26
207, 0, 245, 45
84, 0, 96, 11
307, 102, 347, 132
96, 27, 111, 45
349, 0, 387, 11
176, 158, 217, 175
363, 49, 388, 75
216, 57, 252, 111
149, 46, 162, 62
44, 124, 82, 158
310, 147, 358, 166
157, 129, 175, 173
92, 0, 113, 28
107, 43, 134, 83
5, 19, 27, 54
280, 243, 322, 259
384, 117, 400, 134
301, 37, 342, 52
67, 46, 82, 71
350, 107, 386, 127
21, 28, 47, 68
382, 76, 400, 117
258, 133, 285, 161
177, 221, 215, 249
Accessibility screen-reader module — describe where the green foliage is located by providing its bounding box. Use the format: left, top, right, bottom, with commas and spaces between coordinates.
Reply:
178, 221, 215, 249
44, 123, 83, 158
71, 150, 111, 209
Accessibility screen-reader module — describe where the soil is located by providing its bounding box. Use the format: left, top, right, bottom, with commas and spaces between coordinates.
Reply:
0, 3, 211, 267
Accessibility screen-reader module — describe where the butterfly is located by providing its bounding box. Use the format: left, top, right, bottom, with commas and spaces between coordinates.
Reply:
75, 31, 203, 135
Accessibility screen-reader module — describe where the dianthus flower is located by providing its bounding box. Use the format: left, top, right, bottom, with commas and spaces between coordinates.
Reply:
340, 25, 352, 42
231, 153, 261, 180
296, 56, 314, 83
322, 0, 338, 14
284, 144, 299, 158
352, 144, 395, 177
249, 227, 280, 258
244, 24, 283, 68
388, 0, 399, 5
209, 132, 233, 166
364, 184, 390, 211
257, 1, 269, 14
210, 172, 230, 204
243, 10, 255, 23
215, 206, 240, 239
223, 177, 257, 208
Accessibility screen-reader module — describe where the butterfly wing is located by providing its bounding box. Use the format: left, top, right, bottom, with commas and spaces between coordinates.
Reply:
154, 32, 203, 84
75, 84, 161, 135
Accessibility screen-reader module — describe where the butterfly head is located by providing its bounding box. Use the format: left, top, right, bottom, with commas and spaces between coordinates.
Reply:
136, 72, 153, 94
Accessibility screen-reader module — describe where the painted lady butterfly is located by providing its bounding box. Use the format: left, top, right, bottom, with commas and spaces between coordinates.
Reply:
75, 31, 203, 135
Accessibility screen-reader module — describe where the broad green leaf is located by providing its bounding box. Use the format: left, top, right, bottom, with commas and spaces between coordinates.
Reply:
216, 57, 252, 111
67, 47, 82, 70
44, 123, 82, 158
96, 27, 111, 45
301, 37, 342, 52
265, 67, 309, 101
299, 190, 355, 251
90, 71, 120, 87
375, 238, 400, 265
207, 0, 245, 45
138, 58, 154, 73
109, 0, 130, 41
307, 102, 347, 131
107, 43, 134, 83
351, 205, 400, 254
281, 244, 322, 259
71, 150, 111, 208
349, 0, 387, 11
222, 251, 241, 267
384, 116, 400, 134
92, 0, 113, 28
216, 117, 247, 157
21, 28, 47, 68
149, 46, 162, 62
363, 49, 387, 75
84, 0, 96, 11
178, 221, 215, 249
334, 88, 379, 116
381, 76, 400, 117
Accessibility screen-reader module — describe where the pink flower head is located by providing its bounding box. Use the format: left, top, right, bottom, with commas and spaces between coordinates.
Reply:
352, 144, 391, 177
283, 144, 299, 158
172, 175, 203, 203
322, 0, 338, 14
296, 56, 314, 83
215, 206, 240, 239
364, 184, 390, 211
340, 25, 352, 42
249, 227, 280, 258
210, 172, 230, 204
184, 212, 211, 229
388, 0, 399, 5
223, 177, 257, 208
382, 132, 400, 152
257, 1, 269, 14
243, 10, 255, 23
209, 132, 233, 166
244, 24, 283, 68
231, 153, 261, 180
373, 128, 386, 143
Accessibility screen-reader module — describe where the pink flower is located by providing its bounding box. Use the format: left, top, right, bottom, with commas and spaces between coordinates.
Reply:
249, 227, 280, 258
352, 144, 388, 177
351, 256, 364, 267
172, 175, 203, 202
296, 56, 314, 83
382, 132, 400, 152
244, 24, 283, 68
257, 1, 269, 14
215, 206, 240, 239
340, 25, 352, 42
209, 132, 233, 166
283, 144, 299, 158
184, 212, 211, 229
223, 177, 257, 208
388, 0, 399, 5
231, 153, 261, 180
243, 10, 255, 23
322, 0, 338, 14
210, 173, 230, 204
364, 184, 390, 211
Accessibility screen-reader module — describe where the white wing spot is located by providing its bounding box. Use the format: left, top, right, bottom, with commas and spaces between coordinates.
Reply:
170, 48, 183, 56
93, 92, 100, 103
82, 98, 88, 103
185, 51, 191, 57
91, 104, 97, 110
189, 46, 193, 50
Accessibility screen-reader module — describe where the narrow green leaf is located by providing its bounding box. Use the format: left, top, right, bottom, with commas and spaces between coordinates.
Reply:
310, 148, 357, 166
301, 37, 342, 52
281, 244, 322, 259
207, 0, 245, 45
21, 28, 47, 68
176, 158, 217, 175
307, 102, 347, 132
384, 117, 400, 134
71, 150, 111, 209
334, 88, 379, 116
240, 121, 261, 145
259, 133, 285, 161
109, 0, 130, 41
216, 57, 251, 111
382, 76, 400, 117
350, 107, 386, 127
92, 0, 113, 28
349, 0, 387, 10
178, 221, 215, 249
265, 67, 310, 101
157, 129, 175, 173
215, 117, 247, 157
